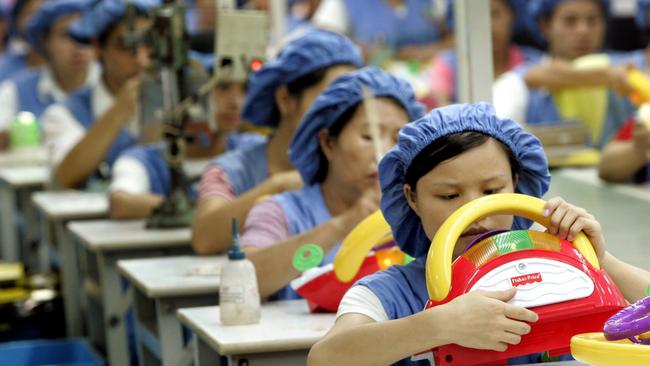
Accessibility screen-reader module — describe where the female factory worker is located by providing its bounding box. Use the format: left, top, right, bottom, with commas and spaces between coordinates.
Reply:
0, 0, 45, 81
192, 29, 362, 255
0, 0, 97, 148
240, 67, 424, 299
41, 0, 158, 189
494, 0, 633, 148
108, 53, 264, 219
429, 0, 542, 105
312, 0, 452, 62
308, 103, 650, 366
598, 0, 650, 183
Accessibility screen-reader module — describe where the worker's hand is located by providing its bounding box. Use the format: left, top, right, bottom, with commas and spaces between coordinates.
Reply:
607, 66, 633, 96
632, 122, 650, 153
339, 185, 381, 233
437, 288, 537, 352
397, 44, 437, 62
114, 77, 141, 120
270, 170, 303, 194
543, 196, 606, 262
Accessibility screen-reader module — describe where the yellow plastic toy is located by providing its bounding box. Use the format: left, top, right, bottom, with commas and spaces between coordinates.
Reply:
333, 210, 392, 282
571, 332, 650, 366
424, 193, 598, 301
627, 68, 650, 106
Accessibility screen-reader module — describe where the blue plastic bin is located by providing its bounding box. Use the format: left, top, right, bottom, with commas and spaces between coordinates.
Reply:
0, 339, 104, 366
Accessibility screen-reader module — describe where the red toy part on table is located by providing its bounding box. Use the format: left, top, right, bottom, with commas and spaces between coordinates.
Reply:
293, 255, 380, 313
414, 232, 626, 366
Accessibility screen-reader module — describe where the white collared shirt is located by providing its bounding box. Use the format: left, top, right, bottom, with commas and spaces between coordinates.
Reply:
0, 62, 101, 131
41, 76, 140, 168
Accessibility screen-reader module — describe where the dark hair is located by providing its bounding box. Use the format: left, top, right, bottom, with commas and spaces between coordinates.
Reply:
98, 9, 150, 48
286, 67, 329, 100
12, 0, 38, 22
312, 96, 405, 183
545, 0, 607, 21
97, 21, 122, 47
312, 103, 360, 183
404, 132, 520, 189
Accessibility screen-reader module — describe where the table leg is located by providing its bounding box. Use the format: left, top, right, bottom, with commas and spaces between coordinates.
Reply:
0, 183, 18, 261
194, 335, 221, 366
98, 253, 131, 366
57, 221, 83, 337
157, 298, 196, 366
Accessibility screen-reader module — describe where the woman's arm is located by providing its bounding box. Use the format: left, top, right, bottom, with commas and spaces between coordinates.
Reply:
602, 252, 650, 302
598, 139, 648, 182
308, 289, 537, 366
192, 170, 302, 255
599, 122, 650, 182
109, 191, 163, 219
54, 78, 139, 188
397, 34, 454, 62
244, 189, 378, 298
524, 60, 628, 93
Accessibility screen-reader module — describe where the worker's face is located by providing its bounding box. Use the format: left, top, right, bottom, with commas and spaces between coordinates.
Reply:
491, 0, 514, 55
320, 98, 407, 195
44, 14, 95, 79
541, 0, 605, 60
212, 82, 246, 133
289, 64, 356, 129
404, 138, 516, 259
98, 18, 151, 88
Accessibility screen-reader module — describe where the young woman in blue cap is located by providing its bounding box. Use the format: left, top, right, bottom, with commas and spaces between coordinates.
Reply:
192, 29, 362, 255
429, 0, 542, 106
0, 0, 98, 149
239, 66, 424, 299
108, 53, 264, 219
494, 0, 634, 148
308, 103, 650, 365
41, 0, 158, 189
598, 0, 650, 184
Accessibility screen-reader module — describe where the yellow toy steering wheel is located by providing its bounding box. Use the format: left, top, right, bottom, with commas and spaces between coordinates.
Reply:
333, 194, 601, 294
425, 193, 599, 301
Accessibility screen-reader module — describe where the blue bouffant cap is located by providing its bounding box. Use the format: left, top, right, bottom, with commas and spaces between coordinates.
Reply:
289, 66, 425, 185
26, 0, 93, 51
379, 103, 550, 257
241, 29, 362, 128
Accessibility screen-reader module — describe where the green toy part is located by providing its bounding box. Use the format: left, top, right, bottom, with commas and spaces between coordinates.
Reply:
293, 244, 324, 272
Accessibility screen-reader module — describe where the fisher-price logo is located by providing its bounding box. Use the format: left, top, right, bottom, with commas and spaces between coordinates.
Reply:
510, 272, 543, 287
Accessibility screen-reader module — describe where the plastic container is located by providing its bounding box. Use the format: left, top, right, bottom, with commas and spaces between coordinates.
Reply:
0, 338, 104, 366
219, 218, 261, 325
9, 112, 41, 149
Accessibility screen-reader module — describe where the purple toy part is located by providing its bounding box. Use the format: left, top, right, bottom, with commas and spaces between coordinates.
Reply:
373, 240, 398, 251
462, 230, 509, 253
604, 296, 650, 344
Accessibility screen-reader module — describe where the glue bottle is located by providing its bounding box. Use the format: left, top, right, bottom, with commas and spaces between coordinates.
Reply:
219, 218, 261, 325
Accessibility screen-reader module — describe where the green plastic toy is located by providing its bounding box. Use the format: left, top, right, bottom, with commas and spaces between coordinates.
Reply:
10, 112, 41, 149
292, 244, 324, 272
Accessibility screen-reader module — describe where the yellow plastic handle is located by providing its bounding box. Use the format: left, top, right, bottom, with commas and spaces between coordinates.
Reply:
333, 210, 392, 282
426, 193, 600, 302
627, 69, 650, 104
